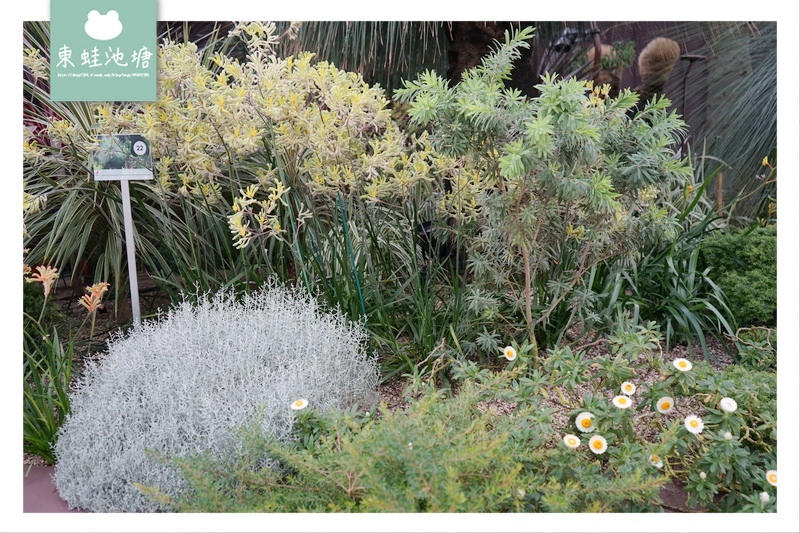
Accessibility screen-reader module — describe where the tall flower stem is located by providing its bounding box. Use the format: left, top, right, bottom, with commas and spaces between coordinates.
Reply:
89, 311, 97, 342
37, 295, 48, 324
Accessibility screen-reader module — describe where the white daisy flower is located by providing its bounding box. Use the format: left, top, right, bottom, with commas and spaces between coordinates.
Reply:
408, 442, 413, 451
588, 435, 608, 455
672, 358, 693, 371
290, 398, 308, 410
766, 470, 777, 487
620, 381, 636, 395
719, 397, 738, 413
612, 395, 632, 409
649, 453, 663, 468
656, 396, 674, 414
503, 345, 517, 361
684, 415, 704, 434
575, 412, 596, 433
563, 434, 581, 449
760, 492, 770, 503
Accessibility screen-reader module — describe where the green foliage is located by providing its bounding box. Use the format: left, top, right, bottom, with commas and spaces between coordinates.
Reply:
731, 327, 776, 371
396, 27, 693, 360
672, 22, 776, 217
680, 365, 777, 511
23, 323, 73, 464
135, 314, 777, 514
600, 41, 635, 70
23, 280, 60, 348
150, 367, 667, 513
702, 225, 776, 327
274, 22, 449, 94
600, 174, 736, 360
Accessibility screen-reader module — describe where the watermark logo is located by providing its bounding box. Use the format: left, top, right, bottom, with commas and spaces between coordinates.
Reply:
50, 0, 156, 101
84, 10, 124, 41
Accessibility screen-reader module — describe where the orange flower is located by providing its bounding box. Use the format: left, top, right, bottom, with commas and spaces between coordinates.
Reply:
79, 294, 102, 313
26, 265, 59, 298
79, 282, 110, 313
87, 282, 110, 298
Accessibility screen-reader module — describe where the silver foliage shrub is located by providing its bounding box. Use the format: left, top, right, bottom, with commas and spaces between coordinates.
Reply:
54, 283, 379, 512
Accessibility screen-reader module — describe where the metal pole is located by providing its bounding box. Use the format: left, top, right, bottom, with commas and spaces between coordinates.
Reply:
120, 180, 141, 325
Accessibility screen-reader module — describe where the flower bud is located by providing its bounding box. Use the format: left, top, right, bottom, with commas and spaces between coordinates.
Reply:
760, 492, 770, 503
724, 432, 733, 440
699, 471, 707, 480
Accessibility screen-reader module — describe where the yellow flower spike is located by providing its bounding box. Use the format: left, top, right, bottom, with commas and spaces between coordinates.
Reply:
244, 184, 259, 199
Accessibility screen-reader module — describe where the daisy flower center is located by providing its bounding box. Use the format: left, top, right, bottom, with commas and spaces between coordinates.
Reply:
581, 419, 592, 428
690, 420, 699, 427
568, 438, 577, 445
652, 454, 660, 461
679, 361, 687, 368
769, 473, 777, 483
661, 402, 671, 410
619, 398, 627, 404
295, 400, 303, 406
593, 440, 603, 449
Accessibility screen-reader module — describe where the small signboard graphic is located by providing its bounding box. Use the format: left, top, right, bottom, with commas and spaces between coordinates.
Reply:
90, 134, 153, 180
90, 134, 153, 325
50, 0, 157, 101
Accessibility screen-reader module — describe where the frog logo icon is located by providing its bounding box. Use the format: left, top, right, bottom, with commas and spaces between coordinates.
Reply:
84, 10, 123, 41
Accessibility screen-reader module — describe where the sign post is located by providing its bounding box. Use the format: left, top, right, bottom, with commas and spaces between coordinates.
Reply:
90, 134, 153, 325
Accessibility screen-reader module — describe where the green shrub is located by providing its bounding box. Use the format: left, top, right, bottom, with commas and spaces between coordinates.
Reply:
23, 280, 59, 348
732, 327, 776, 371
702, 225, 776, 327
608, 238, 735, 359
54, 284, 380, 512
23, 325, 73, 464
144, 319, 776, 513
150, 367, 667, 513
394, 27, 693, 359
679, 364, 777, 511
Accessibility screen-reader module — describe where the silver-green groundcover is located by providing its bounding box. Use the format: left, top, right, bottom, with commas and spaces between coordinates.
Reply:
54, 283, 379, 512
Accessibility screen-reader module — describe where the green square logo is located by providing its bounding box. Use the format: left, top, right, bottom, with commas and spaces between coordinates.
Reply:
50, 0, 156, 101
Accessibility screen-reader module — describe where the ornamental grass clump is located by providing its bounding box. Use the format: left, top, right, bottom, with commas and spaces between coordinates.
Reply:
53, 282, 379, 512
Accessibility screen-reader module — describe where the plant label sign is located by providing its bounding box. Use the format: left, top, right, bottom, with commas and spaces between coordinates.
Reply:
90, 134, 153, 181
90, 134, 152, 325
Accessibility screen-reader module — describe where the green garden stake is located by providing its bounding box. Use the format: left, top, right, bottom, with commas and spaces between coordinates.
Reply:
90, 134, 153, 326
